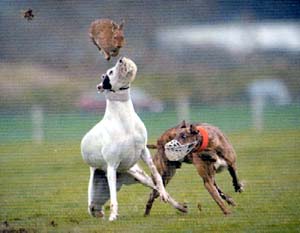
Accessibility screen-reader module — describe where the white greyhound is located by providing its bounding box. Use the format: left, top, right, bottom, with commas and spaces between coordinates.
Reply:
81, 57, 181, 221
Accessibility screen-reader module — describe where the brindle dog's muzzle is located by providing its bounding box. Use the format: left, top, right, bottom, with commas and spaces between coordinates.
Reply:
164, 139, 198, 161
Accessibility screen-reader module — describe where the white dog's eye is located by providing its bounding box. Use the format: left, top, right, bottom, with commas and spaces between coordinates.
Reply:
109, 70, 113, 75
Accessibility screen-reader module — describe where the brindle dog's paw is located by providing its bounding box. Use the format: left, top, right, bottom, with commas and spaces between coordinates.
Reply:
235, 182, 244, 193
226, 197, 236, 206
223, 209, 232, 216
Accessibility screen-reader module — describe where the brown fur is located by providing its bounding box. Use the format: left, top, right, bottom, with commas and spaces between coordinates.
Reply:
145, 121, 243, 216
89, 19, 125, 60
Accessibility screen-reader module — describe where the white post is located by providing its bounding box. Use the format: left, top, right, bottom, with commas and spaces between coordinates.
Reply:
251, 95, 264, 132
175, 95, 190, 122
31, 105, 44, 143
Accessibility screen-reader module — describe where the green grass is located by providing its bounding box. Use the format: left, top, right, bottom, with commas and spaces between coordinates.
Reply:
1, 129, 300, 232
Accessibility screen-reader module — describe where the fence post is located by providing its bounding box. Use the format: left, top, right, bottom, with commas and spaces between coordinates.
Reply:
251, 95, 264, 132
176, 95, 190, 122
31, 105, 44, 143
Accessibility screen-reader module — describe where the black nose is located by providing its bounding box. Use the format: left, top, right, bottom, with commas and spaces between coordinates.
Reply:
102, 75, 112, 90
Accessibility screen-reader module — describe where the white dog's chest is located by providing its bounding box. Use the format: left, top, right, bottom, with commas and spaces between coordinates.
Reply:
81, 101, 147, 171
82, 129, 145, 170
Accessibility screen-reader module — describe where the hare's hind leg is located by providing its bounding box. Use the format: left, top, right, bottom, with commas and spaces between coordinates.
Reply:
103, 50, 111, 60
91, 37, 101, 51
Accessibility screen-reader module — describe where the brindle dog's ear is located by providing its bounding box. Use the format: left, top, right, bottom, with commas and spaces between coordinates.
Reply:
190, 124, 199, 135
178, 120, 187, 128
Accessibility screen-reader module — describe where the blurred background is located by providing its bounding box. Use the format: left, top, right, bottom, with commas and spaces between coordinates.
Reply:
1, 0, 299, 143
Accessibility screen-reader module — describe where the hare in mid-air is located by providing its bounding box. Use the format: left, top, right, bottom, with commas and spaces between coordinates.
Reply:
89, 19, 125, 61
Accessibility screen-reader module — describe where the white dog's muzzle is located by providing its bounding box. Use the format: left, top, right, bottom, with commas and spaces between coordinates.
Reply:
164, 139, 198, 161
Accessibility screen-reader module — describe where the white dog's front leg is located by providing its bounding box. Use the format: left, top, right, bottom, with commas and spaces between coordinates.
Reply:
127, 164, 156, 189
107, 165, 118, 221
141, 148, 169, 202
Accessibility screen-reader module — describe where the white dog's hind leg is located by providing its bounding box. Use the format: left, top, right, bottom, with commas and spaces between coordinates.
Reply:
88, 167, 109, 218
107, 165, 118, 221
141, 148, 169, 202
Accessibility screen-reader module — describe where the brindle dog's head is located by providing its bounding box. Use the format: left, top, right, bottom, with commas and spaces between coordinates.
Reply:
174, 120, 201, 145
164, 121, 201, 161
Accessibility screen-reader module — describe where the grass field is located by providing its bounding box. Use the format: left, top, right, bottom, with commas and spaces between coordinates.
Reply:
1, 105, 300, 232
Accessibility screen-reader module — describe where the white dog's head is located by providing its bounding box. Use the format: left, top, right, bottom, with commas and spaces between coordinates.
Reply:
97, 57, 137, 92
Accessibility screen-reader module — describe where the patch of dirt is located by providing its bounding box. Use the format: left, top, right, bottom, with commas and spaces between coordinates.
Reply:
1, 221, 36, 233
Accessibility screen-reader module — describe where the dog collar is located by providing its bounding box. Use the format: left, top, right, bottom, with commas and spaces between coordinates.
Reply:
196, 126, 209, 152
105, 88, 130, 101
109, 86, 130, 92
118, 86, 129, 91
164, 126, 210, 162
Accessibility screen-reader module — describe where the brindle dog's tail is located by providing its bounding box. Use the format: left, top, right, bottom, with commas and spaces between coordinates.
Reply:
146, 144, 158, 149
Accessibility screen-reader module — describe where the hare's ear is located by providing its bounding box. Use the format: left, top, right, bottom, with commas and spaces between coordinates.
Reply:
119, 19, 125, 30
190, 124, 199, 135
111, 21, 118, 31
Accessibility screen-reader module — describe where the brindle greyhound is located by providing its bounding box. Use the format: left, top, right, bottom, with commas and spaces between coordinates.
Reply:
145, 121, 243, 216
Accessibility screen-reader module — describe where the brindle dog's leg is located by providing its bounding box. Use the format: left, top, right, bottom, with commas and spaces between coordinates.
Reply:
228, 165, 243, 193
214, 181, 236, 206
144, 164, 188, 216
144, 189, 159, 216
192, 153, 231, 215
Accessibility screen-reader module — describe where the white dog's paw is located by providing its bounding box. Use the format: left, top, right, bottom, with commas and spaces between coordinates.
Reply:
109, 213, 118, 221
108, 204, 118, 221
